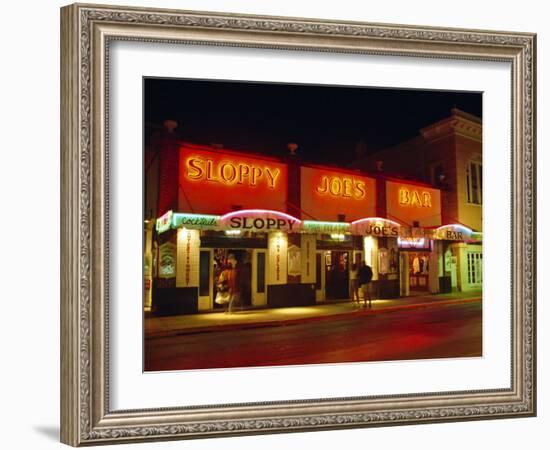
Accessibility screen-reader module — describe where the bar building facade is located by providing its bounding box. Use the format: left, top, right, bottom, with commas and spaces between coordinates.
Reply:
144, 126, 482, 315
352, 108, 483, 295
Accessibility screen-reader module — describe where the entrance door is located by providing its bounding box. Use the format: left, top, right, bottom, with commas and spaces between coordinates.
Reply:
408, 252, 430, 294
212, 248, 253, 310
325, 251, 349, 300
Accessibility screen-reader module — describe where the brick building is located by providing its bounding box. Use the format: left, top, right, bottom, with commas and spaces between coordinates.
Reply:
352, 108, 483, 293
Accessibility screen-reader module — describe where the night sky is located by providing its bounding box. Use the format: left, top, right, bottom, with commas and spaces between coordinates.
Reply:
144, 78, 482, 166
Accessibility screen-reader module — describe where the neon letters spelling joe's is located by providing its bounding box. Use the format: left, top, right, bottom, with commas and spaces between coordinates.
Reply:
316, 175, 366, 199
185, 156, 281, 189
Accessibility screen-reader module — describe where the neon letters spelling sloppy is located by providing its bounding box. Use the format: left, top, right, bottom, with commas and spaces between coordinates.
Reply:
185, 156, 280, 189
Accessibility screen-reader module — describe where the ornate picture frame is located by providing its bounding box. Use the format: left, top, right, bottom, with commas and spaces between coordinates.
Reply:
60, 3, 536, 446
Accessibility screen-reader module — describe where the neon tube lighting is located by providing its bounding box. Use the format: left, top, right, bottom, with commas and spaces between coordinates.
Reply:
351, 217, 401, 227
303, 220, 349, 228
436, 224, 473, 233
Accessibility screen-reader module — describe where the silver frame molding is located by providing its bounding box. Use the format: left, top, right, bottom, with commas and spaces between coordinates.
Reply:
60, 3, 536, 446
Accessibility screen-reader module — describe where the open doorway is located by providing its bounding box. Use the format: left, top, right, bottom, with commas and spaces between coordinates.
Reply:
212, 248, 252, 310
325, 250, 349, 300
408, 251, 430, 295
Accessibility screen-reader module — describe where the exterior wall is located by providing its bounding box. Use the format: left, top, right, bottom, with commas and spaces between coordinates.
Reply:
144, 152, 160, 220
354, 134, 460, 226
353, 137, 425, 178
455, 134, 483, 231
354, 110, 482, 231
157, 139, 180, 216
421, 134, 460, 225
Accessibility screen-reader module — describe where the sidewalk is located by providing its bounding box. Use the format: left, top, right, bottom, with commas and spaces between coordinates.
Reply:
145, 291, 481, 339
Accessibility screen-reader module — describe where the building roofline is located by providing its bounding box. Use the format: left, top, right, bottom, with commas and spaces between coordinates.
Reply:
177, 141, 437, 188
178, 141, 286, 164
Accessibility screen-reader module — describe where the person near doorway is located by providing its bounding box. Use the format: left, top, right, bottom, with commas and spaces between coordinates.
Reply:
214, 263, 231, 308
224, 253, 240, 314
359, 261, 373, 309
349, 263, 360, 307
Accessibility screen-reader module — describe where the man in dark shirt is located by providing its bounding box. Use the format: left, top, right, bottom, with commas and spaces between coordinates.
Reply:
359, 262, 373, 309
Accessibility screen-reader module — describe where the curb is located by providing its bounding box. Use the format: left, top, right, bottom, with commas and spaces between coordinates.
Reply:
145, 297, 481, 340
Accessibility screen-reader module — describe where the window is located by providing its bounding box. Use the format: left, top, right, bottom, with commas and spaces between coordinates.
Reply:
466, 161, 482, 204
467, 252, 483, 285
430, 162, 444, 186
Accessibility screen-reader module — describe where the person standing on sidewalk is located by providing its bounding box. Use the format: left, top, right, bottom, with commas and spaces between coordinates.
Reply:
359, 261, 373, 309
349, 263, 360, 307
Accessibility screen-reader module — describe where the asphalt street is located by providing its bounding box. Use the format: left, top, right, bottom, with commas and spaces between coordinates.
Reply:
144, 299, 482, 371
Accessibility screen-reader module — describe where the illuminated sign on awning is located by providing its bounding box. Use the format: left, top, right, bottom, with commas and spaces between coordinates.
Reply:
434, 224, 480, 241
351, 217, 400, 237
302, 221, 350, 234
156, 212, 482, 246
219, 210, 301, 233
172, 212, 219, 230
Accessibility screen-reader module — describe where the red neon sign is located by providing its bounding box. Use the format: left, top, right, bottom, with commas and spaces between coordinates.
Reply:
301, 166, 376, 221
185, 156, 281, 189
315, 175, 366, 199
179, 146, 288, 215
386, 181, 441, 227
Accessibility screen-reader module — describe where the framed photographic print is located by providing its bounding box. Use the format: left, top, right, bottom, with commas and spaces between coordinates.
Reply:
60, 3, 536, 446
